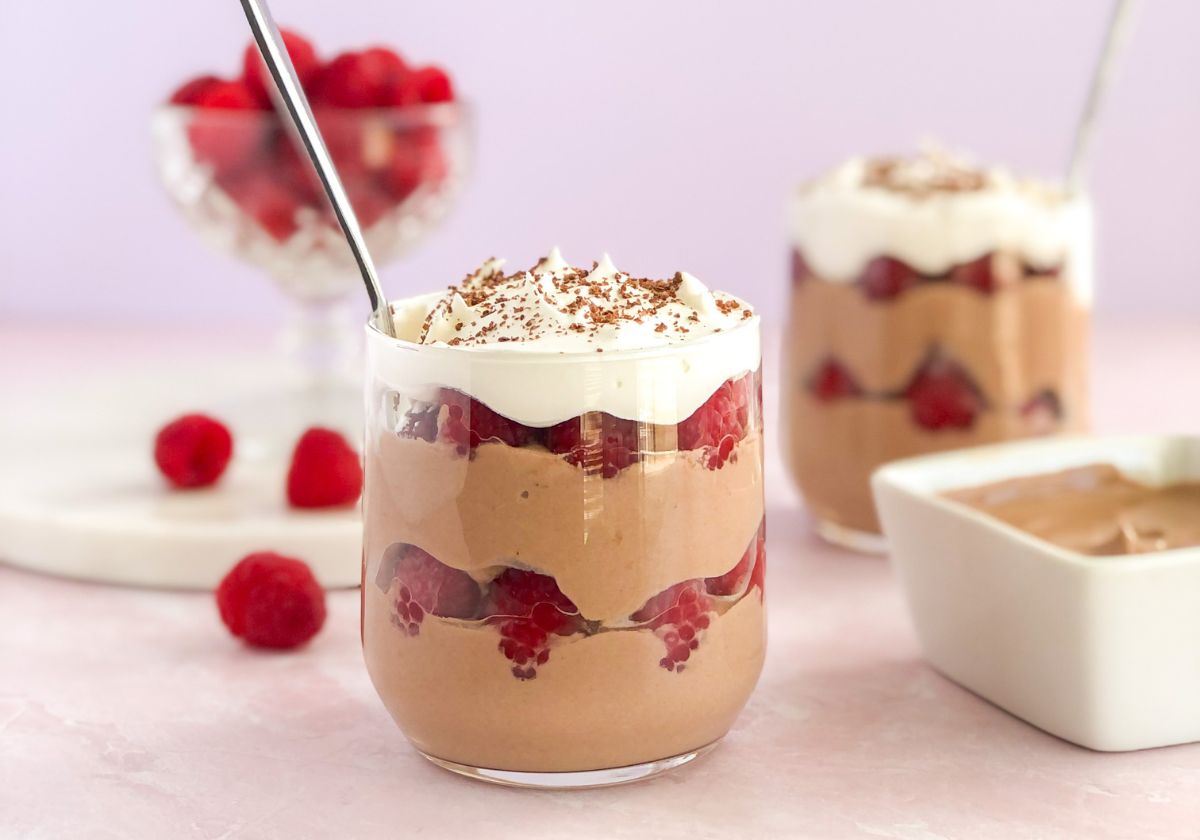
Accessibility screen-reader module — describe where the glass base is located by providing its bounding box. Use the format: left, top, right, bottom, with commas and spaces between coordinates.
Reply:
419, 740, 719, 790
813, 517, 888, 555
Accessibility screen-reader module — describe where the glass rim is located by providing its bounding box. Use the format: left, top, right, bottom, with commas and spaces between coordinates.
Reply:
155, 100, 471, 126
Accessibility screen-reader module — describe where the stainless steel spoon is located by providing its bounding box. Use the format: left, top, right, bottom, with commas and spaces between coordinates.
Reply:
238, 0, 397, 336
1066, 0, 1136, 193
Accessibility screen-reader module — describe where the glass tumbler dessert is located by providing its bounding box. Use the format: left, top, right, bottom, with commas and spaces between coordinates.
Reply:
784, 153, 1093, 550
362, 251, 766, 787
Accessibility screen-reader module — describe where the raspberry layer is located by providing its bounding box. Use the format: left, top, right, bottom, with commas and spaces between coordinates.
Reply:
784, 263, 1088, 533
367, 419, 765, 621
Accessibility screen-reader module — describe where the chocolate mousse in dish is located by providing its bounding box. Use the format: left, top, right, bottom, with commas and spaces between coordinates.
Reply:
362, 249, 765, 787
783, 150, 1093, 550
945, 464, 1200, 556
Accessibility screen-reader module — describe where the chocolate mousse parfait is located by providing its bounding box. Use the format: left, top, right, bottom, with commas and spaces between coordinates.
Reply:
362, 250, 765, 787
784, 152, 1093, 550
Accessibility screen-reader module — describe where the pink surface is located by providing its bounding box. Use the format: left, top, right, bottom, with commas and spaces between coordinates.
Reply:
3, 321, 1200, 838
2, 1, 1200, 324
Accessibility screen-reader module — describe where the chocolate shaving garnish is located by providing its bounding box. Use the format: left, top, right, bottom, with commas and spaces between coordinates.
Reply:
415, 255, 753, 347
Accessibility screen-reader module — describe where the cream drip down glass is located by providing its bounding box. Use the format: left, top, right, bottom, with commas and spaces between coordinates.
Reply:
362, 250, 766, 787
783, 153, 1093, 551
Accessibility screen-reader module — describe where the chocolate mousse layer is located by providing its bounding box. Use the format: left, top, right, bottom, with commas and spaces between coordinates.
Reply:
367, 432, 765, 621
363, 578, 765, 772
784, 274, 1089, 533
945, 464, 1200, 556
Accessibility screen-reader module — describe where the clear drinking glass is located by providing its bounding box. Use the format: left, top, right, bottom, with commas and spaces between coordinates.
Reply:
782, 165, 1093, 552
361, 315, 766, 787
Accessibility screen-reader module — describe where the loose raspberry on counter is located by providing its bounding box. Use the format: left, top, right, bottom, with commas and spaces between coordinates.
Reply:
217, 552, 326, 650
482, 568, 584, 680
154, 413, 234, 489
286, 427, 364, 508
390, 545, 481, 635
905, 354, 985, 430
242, 28, 320, 106
809, 358, 862, 402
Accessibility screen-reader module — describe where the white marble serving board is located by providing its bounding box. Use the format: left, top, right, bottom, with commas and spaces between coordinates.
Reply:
0, 355, 362, 589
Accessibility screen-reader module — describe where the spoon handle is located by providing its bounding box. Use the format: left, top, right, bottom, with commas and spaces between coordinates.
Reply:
1066, 0, 1136, 193
237, 0, 396, 336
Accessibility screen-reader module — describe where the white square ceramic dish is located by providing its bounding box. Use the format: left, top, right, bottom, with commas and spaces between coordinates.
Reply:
872, 434, 1200, 752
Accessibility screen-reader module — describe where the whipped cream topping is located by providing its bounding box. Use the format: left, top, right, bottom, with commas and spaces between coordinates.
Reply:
391, 249, 753, 352
790, 152, 1094, 300
370, 251, 761, 427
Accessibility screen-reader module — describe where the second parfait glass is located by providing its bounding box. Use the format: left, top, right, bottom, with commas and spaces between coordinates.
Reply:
783, 156, 1093, 551
362, 313, 766, 787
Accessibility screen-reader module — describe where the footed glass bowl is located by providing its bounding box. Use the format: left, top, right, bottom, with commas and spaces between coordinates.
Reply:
151, 103, 471, 440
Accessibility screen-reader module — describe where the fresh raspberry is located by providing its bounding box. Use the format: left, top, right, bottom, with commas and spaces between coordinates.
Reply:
379, 128, 446, 201
482, 568, 583, 680
379, 147, 421, 202
632, 580, 713, 673
705, 549, 750, 598
791, 249, 811, 285
216, 169, 304, 242
311, 110, 370, 180
677, 374, 753, 469
905, 354, 985, 431
154, 413, 233, 489
168, 75, 222, 105
271, 135, 323, 205
310, 48, 408, 108
809, 358, 862, 401
860, 256, 921, 300
749, 527, 766, 593
342, 175, 393, 230
410, 66, 454, 103
286, 427, 363, 508
242, 29, 320, 106
185, 79, 265, 174
700, 530, 758, 597
388, 545, 481, 635
1020, 389, 1062, 435
705, 524, 766, 597
439, 391, 540, 454
216, 551, 326, 650
546, 414, 640, 478
949, 253, 996, 294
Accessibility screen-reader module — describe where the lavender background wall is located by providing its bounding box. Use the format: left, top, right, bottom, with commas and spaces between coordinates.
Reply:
2, 0, 1198, 326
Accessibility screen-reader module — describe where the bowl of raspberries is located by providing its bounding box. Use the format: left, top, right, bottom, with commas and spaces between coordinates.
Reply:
152, 29, 469, 301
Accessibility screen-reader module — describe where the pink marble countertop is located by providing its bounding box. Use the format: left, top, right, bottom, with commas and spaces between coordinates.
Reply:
3, 319, 1200, 839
